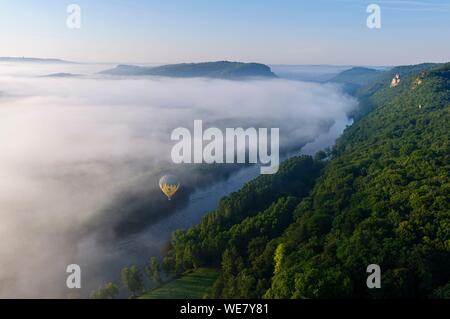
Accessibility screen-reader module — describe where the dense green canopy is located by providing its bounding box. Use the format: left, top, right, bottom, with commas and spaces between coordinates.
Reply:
163, 63, 450, 298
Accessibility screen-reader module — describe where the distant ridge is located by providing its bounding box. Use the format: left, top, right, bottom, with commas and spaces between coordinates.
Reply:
40, 73, 81, 78
100, 61, 277, 79
329, 66, 382, 95
0, 57, 75, 64
330, 67, 380, 85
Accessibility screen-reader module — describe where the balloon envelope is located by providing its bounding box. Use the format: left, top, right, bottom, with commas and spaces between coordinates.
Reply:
159, 175, 180, 200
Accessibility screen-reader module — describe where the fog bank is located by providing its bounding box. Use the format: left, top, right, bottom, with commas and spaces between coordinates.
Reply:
0, 62, 356, 298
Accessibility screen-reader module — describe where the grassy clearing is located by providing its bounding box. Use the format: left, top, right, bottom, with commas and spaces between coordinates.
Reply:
140, 268, 219, 299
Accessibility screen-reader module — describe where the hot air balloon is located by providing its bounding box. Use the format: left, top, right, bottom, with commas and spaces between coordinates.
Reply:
159, 174, 180, 200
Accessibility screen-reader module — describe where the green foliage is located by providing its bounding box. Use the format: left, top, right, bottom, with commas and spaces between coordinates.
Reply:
163, 156, 323, 297
121, 265, 144, 298
432, 282, 450, 299
163, 62, 450, 299
90, 282, 119, 299
145, 257, 162, 286
266, 63, 450, 298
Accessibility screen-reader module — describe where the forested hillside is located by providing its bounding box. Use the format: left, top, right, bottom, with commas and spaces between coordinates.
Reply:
163, 63, 450, 299
100, 61, 277, 79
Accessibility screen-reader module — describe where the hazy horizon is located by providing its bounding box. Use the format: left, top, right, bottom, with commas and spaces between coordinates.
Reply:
0, 55, 440, 68
1, 0, 450, 65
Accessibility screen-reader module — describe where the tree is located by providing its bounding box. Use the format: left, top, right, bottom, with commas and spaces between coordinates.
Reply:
90, 282, 119, 299
121, 265, 144, 298
432, 282, 450, 299
273, 243, 285, 274
146, 257, 162, 286
314, 150, 327, 161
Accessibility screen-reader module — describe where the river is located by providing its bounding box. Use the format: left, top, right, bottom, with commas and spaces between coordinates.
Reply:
78, 114, 352, 296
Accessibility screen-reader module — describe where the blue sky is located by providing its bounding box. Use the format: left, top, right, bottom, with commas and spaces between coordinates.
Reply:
0, 0, 449, 65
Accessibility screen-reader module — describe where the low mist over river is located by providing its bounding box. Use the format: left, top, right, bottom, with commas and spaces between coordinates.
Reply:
0, 62, 356, 298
